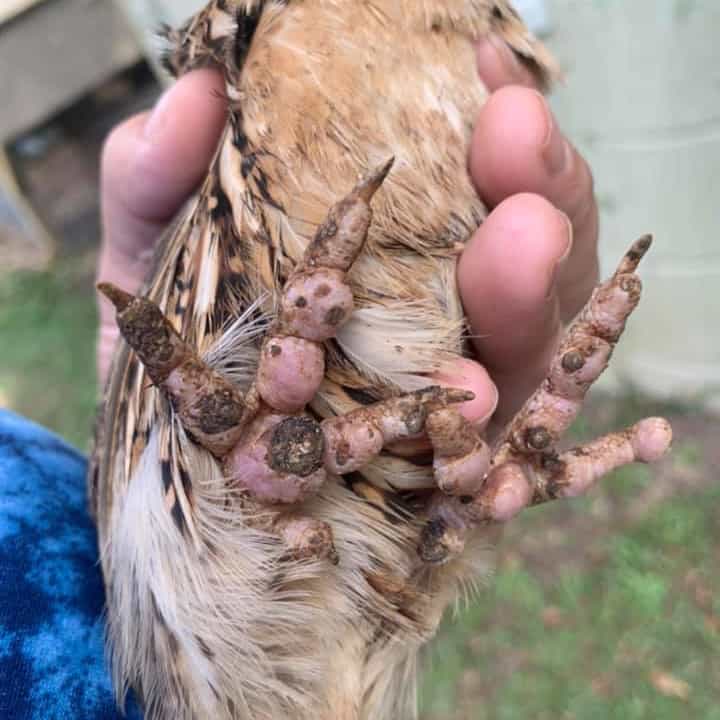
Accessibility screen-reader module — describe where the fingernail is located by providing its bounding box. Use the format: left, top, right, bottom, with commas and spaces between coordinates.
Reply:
556, 212, 573, 266
143, 86, 174, 140
486, 35, 523, 77
476, 384, 499, 428
547, 213, 573, 299
536, 90, 569, 175
434, 359, 498, 427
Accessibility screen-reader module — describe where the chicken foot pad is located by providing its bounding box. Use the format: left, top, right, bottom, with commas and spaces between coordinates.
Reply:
100, 171, 671, 565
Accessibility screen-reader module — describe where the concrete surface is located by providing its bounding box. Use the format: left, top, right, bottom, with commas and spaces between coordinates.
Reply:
0, 0, 141, 142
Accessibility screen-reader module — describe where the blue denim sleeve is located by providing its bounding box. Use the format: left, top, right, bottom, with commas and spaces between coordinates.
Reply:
0, 410, 142, 720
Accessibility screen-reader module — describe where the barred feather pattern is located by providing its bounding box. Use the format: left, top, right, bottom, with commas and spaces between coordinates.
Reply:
91, 2, 556, 718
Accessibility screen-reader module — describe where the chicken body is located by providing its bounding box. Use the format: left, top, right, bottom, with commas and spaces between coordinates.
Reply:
91, 3, 565, 719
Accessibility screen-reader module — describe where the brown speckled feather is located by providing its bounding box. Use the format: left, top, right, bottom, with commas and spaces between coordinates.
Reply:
91, 2, 556, 718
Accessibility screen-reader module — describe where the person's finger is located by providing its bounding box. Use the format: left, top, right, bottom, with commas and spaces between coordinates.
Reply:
391, 358, 498, 458
475, 35, 541, 92
458, 193, 572, 423
434, 358, 499, 428
469, 85, 599, 321
99, 68, 226, 289
97, 69, 226, 383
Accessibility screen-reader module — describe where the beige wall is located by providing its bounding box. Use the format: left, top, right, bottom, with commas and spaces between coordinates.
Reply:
547, 0, 720, 409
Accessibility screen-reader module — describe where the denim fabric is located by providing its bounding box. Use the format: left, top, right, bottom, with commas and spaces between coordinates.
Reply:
0, 410, 141, 719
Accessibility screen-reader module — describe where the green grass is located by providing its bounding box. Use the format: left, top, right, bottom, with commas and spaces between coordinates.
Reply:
0, 265, 98, 450
421, 460, 720, 720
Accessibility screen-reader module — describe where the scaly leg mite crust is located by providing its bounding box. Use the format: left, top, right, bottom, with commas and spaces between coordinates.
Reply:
419, 236, 672, 563
102, 175, 671, 568
101, 161, 477, 560
94, 4, 672, 718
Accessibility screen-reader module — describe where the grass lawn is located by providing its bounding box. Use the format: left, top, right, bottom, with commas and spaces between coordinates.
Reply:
421, 453, 720, 719
1, 262, 717, 719
0, 261, 98, 450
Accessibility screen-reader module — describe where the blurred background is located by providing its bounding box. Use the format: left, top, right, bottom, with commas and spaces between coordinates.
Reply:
0, 1, 718, 718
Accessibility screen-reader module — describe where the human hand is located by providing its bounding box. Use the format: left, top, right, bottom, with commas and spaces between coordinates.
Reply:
97, 69, 226, 384
97, 44, 599, 437
461, 37, 600, 429
94, 35, 668, 565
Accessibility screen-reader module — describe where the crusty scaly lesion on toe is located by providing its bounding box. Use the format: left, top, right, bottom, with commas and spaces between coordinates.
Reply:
99, 159, 478, 560
101, 204, 671, 567
99, 160, 393, 460
97, 282, 258, 458
101, 175, 672, 569
419, 236, 672, 564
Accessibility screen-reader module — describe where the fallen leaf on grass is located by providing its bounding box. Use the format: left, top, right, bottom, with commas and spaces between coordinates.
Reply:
541, 606, 565, 629
683, 569, 713, 612
590, 672, 616, 698
649, 669, 691, 700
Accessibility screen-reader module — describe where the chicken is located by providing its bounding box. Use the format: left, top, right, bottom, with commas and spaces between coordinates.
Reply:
90, 2, 672, 718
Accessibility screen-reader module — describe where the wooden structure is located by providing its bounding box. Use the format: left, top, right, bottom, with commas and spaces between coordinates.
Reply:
0, 0, 142, 269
